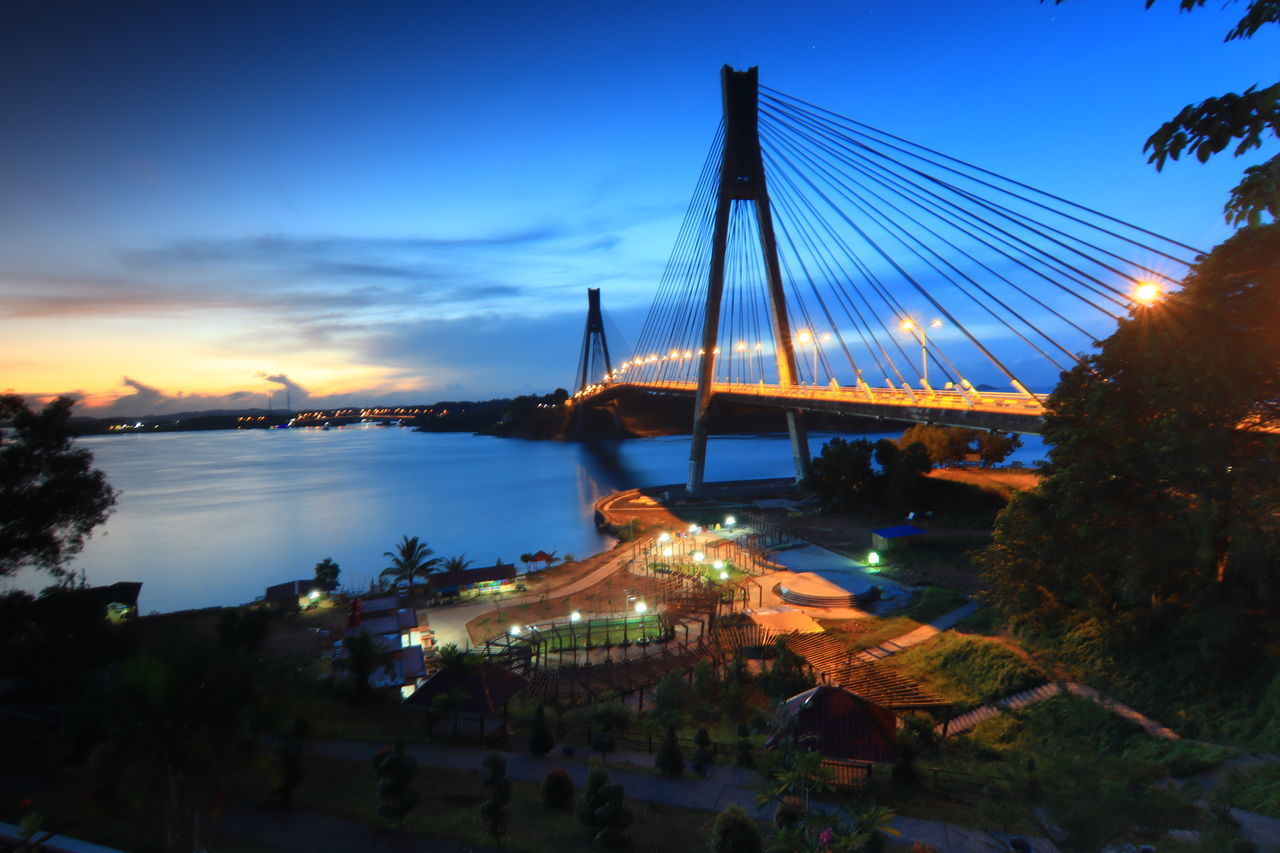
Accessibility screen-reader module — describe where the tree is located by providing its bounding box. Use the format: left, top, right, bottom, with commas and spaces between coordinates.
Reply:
655, 724, 685, 778
380, 535, 442, 601
0, 395, 117, 578
709, 805, 764, 853
975, 431, 1022, 467
693, 727, 714, 770
373, 739, 420, 828
528, 705, 556, 757
975, 225, 1280, 675
896, 424, 978, 466
576, 760, 610, 827
653, 671, 692, 727
875, 439, 932, 516
1054, 0, 1279, 226
478, 753, 511, 847
343, 629, 390, 699
592, 782, 633, 849
803, 436, 876, 510
443, 554, 472, 573
313, 557, 340, 589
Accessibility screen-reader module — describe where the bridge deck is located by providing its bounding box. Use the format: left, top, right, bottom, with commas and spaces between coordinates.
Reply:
574, 380, 1046, 435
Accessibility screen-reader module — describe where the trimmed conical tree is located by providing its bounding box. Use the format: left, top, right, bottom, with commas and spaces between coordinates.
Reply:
528, 705, 555, 757
655, 725, 685, 778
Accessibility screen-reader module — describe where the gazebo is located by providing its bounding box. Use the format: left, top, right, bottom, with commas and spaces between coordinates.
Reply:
768, 684, 899, 764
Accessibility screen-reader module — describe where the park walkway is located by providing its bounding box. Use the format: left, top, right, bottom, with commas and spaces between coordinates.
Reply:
425, 545, 637, 649
852, 600, 983, 663
934, 681, 1182, 740
307, 737, 1059, 852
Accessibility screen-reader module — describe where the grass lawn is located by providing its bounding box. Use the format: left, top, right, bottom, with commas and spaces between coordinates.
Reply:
882, 632, 1046, 707
286, 754, 733, 852
818, 585, 972, 652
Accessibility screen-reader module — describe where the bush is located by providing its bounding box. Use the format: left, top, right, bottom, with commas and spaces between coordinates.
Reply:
709, 804, 763, 853
541, 767, 575, 809
655, 725, 685, 778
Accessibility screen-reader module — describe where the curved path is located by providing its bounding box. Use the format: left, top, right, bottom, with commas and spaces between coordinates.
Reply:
424, 545, 636, 649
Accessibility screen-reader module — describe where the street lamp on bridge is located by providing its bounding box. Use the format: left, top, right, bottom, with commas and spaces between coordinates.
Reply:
900, 318, 943, 389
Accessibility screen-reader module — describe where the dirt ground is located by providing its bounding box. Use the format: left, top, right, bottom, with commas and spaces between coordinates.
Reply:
927, 467, 1042, 500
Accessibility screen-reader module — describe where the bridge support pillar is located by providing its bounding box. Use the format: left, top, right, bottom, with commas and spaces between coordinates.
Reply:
686, 65, 808, 493
786, 410, 810, 483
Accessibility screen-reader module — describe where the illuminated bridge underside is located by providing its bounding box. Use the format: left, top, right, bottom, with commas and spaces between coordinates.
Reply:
588, 381, 1045, 435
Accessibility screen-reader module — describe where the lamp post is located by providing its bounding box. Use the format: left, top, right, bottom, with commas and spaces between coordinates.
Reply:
901, 319, 942, 388
1133, 281, 1162, 306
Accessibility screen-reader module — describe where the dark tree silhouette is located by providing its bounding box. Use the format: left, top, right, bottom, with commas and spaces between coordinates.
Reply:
372, 739, 420, 828
380, 535, 442, 600
0, 395, 117, 577
313, 557, 340, 589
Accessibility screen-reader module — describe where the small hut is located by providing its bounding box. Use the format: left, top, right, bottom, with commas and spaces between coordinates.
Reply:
402, 661, 529, 730
768, 685, 898, 764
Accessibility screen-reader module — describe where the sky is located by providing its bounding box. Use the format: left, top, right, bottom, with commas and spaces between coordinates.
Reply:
1, 0, 1275, 416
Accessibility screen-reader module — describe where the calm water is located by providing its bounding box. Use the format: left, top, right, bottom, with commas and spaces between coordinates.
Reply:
7, 427, 1046, 613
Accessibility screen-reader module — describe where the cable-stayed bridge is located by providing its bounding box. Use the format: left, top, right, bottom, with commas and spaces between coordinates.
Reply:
570, 66, 1200, 492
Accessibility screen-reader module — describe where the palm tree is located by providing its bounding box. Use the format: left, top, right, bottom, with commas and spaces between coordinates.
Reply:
443, 554, 472, 573
380, 535, 441, 601
519, 553, 534, 571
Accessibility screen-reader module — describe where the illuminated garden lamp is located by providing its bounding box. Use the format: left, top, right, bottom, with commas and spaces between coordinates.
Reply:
725, 515, 736, 527
688, 523, 700, 534
570, 611, 582, 622
510, 625, 521, 636
712, 560, 724, 570
692, 551, 705, 563
308, 590, 321, 602
719, 571, 729, 581
661, 546, 674, 557
658, 532, 671, 543
635, 601, 648, 614
867, 551, 880, 566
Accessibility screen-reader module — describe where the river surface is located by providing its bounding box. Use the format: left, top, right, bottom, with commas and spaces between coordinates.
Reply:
6, 428, 1047, 613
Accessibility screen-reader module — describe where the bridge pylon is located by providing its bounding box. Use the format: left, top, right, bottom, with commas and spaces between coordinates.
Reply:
687, 65, 809, 493
575, 287, 614, 394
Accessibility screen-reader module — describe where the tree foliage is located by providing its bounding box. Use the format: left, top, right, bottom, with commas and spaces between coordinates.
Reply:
976, 224, 1280, 679
0, 395, 117, 577
380, 535, 442, 599
313, 557, 340, 589
1054, 0, 1280, 225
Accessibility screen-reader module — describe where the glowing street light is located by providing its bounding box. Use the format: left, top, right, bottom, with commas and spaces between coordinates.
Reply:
901, 319, 943, 388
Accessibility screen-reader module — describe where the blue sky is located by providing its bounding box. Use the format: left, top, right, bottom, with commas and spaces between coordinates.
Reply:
1, 0, 1274, 414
